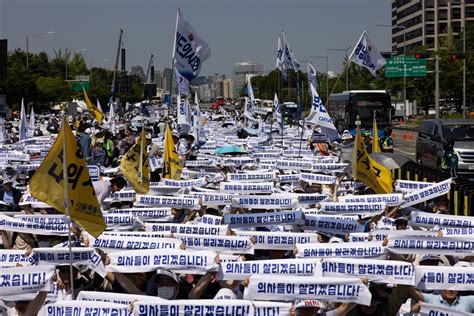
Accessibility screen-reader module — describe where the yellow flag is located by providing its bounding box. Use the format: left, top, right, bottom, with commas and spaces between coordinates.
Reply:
120, 129, 150, 194
354, 126, 392, 194
30, 119, 105, 237
372, 111, 381, 153
163, 125, 182, 180
83, 87, 103, 123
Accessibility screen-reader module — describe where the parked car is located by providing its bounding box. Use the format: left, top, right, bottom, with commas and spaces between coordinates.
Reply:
416, 119, 474, 175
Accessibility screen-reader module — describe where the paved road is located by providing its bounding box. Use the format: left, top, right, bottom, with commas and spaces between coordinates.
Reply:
393, 129, 418, 161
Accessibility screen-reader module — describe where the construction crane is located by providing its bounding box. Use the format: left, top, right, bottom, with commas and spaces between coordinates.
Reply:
143, 54, 154, 99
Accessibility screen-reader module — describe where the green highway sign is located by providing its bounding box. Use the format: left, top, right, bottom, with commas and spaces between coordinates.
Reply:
68, 80, 90, 92
384, 55, 426, 78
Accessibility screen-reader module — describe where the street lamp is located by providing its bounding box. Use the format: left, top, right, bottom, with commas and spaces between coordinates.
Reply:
377, 24, 407, 119
326, 47, 351, 91
308, 56, 329, 103
26, 31, 54, 69
65, 48, 88, 80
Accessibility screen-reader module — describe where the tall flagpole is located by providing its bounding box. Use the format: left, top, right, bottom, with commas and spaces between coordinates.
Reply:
168, 8, 180, 119
139, 126, 144, 183
61, 113, 75, 299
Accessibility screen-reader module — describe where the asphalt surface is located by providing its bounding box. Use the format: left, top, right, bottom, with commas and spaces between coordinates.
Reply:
393, 128, 418, 161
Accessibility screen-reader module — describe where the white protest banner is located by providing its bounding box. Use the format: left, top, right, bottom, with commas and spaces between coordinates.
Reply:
184, 159, 215, 167
148, 156, 163, 172
244, 275, 371, 305
296, 241, 386, 259
107, 208, 172, 220
317, 202, 386, 215
297, 193, 330, 206
401, 178, 452, 208
283, 149, 314, 157
339, 193, 403, 207
440, 227, 474, 239
77, 291, 158, 305
39, 301, 129, 316
419, 302, 473, 316
276, 159, 312, 170
231, 194, 298, 209
162, 177, 207, 188
200, 214, 222, 225
93, 235, 183, 250
235, 230, 319, 250
136, 195, 200, 210
224, 210, 303, 228
394, 179, 434, 193
253, 301, 292, 316
222, 157, 255, 166
106, 190, 136, 202
253, 152, 281, 159
144, 223, 228, 236
387, 236, 473, 255
107, 249, 218, 273
174, 234, 254, 254
349, 232, 386, 243
0, 249, 30, 268
0, 152, 30, 161
219, 254, 243, 264
16, 163, 41, 171
303, 214, 366, 234
31, 247, 95, 266
87, 165, 100, 181
300, 172, 337, 184
103, 214, 136, 228
98, 231, 173, 238
217, 258, 320, 281
186, 192, 233, 206
278, 174, 301, 183
409, 211, 474, 228
321, 258, 415, 286
220, 181, 274, 194
0, 213, 68, 235
15, 214, 67, 225
19, 194, 51, 208
133, 300, 254, 316
311, 163, 348, 174
415, 265, 474, 291
0, 265, 54, 297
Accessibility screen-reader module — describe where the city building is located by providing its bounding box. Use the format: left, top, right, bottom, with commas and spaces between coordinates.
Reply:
232, 61, 264, 96
154, 70, 162, 89
162, 67, 176, 94
391, 0, 474, 53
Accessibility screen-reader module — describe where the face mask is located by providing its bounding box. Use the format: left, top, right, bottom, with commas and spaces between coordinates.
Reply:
157, 286, 176, 300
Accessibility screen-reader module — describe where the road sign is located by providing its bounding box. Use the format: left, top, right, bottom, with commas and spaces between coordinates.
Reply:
385, 55, 426, 78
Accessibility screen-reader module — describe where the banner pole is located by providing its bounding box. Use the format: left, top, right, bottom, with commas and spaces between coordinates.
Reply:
139, 125, 144, 183
61, 113, 75, 299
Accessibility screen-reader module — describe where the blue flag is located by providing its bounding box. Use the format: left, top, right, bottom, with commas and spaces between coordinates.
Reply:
141, 102, 150, 117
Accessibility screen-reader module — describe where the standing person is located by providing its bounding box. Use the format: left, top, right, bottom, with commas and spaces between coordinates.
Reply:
103, 131, 115, 167
77, 124, 92, 163
0, 178, 22, 210
380, 127, 394, 153
441, 139, 458, 178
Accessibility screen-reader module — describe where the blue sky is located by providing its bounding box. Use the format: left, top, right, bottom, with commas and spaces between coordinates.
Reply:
1, 0, 391, 76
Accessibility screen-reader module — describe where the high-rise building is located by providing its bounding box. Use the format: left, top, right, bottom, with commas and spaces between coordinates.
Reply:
232, 62, 264, 95
391, 0, 474, 53
154, 70, 162, 89
162, 67, 176, 94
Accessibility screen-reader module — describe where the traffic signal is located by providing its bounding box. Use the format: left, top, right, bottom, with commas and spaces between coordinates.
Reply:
415, 52, 429, 59
451, 53, 466, 60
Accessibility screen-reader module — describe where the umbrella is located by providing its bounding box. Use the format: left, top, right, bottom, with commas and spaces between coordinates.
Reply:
214, 145, 247, 155
370, 152, 411, 170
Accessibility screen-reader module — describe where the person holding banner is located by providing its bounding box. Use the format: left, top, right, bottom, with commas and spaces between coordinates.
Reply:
93, 176, 127, 206
411, 289, 474, 313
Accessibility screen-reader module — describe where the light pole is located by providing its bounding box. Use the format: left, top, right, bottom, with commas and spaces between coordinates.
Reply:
326, 47, 351, 91
308, 56, 329, 103
65, 48, 87, 80
26, 31, 54, 69
377, 24, 407, 118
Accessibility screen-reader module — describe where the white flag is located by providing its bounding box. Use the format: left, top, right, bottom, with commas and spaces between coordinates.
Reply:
107, 103, 116, 135
348, 31, 386, 77
96, 99, 103, 113
28, 106, 35, 132
173, 9, 211, 81
177, 94, 192, 135
307, 61, 317, 90
276, 35, 285, 72
281, 31, 301, 72
306, 84, 338, 141
175, 68, 190, 96
273, 93, 283, 132
19, 98, 27, 141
